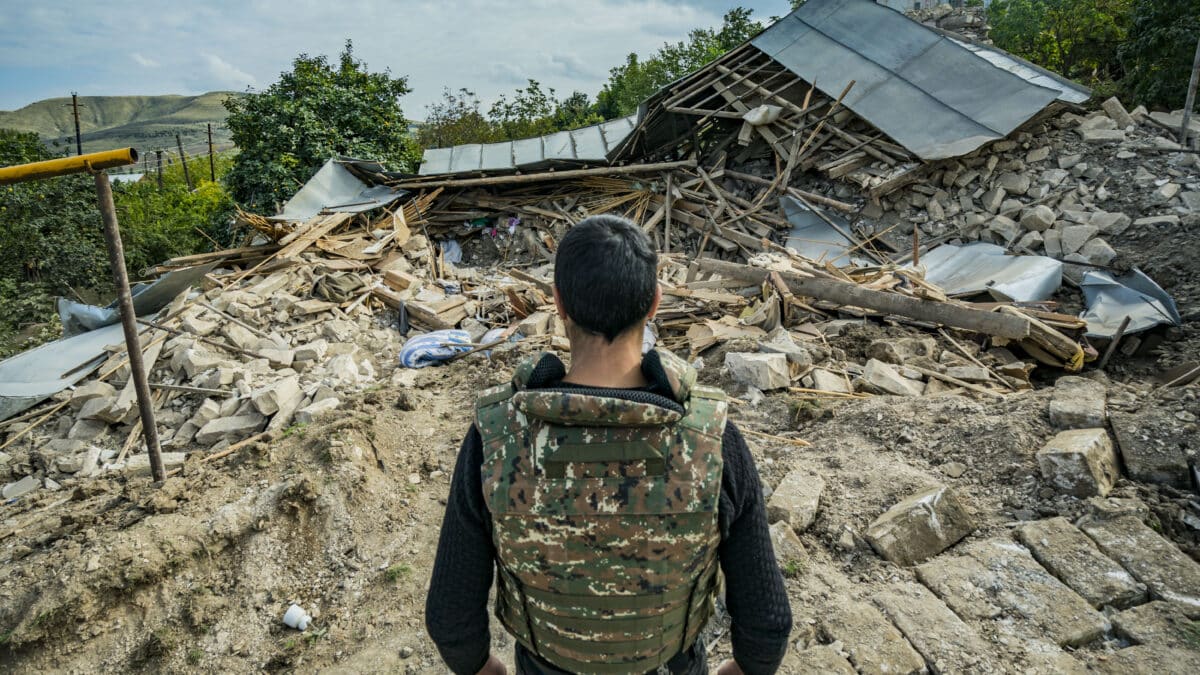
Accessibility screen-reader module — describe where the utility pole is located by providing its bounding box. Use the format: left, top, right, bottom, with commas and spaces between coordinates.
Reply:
1181, 36, 1200, 149
155, 150, 163, 189
175, 134, 192, 190
64, 92, 85, 156
207, 123, 216, 182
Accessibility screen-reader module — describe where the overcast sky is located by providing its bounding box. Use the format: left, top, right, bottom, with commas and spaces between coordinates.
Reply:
0, 0, 793, 118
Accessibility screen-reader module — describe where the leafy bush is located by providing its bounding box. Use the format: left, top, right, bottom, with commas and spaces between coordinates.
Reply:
988, 0, 1132, 83
223, 40, 420, 213
1119, 0, 1200, 108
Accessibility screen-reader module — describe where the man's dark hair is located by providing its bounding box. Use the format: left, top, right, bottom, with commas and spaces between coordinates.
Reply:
554, 214, 657, 342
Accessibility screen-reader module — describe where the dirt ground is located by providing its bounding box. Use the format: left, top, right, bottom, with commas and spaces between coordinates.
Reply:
0, 302, 1197, 673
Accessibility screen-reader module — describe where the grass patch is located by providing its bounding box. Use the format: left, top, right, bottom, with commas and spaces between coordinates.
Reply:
385, 563, 413, 583
781, 558, 806, 578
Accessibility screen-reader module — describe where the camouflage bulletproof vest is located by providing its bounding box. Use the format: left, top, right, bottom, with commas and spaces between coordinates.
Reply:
475, 349, 727, 675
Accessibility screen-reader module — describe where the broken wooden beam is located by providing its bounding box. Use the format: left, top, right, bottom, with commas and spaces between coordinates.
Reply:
696, 258, 1031, 339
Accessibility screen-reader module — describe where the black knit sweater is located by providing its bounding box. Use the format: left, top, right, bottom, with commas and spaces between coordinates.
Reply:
425, 356, 792, 675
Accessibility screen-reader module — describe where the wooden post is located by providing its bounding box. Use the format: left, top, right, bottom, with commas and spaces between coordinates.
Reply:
68, 92, 84, 156
94, 172, 165, 482
207, 123, 216, 182
155, 150, 163, 189
664, 172, 673, 253
1182, 36, 1200, 148
176, 134, 192, 190
912, 226, 920, 267
1097, 315, 1132, 370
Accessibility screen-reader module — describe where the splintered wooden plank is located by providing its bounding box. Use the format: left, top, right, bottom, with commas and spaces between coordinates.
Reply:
276, 213, 352, 259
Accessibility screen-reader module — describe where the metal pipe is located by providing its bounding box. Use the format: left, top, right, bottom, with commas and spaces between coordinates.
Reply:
0, 147, 137, 186
94, 172, 165, 482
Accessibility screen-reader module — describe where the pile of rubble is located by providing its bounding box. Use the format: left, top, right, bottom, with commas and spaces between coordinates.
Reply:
906, 3, 991, 43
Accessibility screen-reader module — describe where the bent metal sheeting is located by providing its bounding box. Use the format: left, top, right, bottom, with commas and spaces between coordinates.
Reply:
751, 0, 1074, 160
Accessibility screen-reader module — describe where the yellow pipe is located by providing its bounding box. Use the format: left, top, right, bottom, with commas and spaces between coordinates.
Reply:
0, 147, 138, 186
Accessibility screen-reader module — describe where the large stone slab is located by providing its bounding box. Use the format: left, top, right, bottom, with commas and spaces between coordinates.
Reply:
866, 486, 974, 566
860, 358, 924, 397
1079, 514, 1200, 609
1092, 645, 1200, 674
1112, 601, 1200, 650
783, 645, 856, 674
916, 538, 1109, 647
1109, 408, 1193, 489
1036, 429, 1120, 497
1048, 376, 1106, 429
767, 470, 824, 531
818, 600, 925, 675
1015, 517, 1146, 609
874, 582, 993, 674
724, 352, 790, 391
195, 413, 266, 447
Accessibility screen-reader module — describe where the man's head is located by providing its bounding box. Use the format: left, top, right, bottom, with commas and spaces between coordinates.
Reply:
553, 214, 659, 343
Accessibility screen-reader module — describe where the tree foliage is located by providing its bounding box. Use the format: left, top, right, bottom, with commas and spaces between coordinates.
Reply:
223, 40, 420, 213
988, 0, 1132, 82
1119, 0, 1200, 108
596, 8, 764, 119
0, 129, 236, 354
417, 82, 605, 148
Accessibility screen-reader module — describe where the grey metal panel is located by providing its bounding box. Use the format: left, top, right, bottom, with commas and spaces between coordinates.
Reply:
480, 141, 512, 169
749, 0, 1069, 160
543, 130, 575, 160
418, 114, 638, 176
1080, 269, 1181, 338
421, 148, 453, 175
919, 243, 1062, 302
511, 137, 544, 166
950, 37, 1091, 104
448, 145, 483, 173
572, 124, 607, 159
273, 158, 405, 222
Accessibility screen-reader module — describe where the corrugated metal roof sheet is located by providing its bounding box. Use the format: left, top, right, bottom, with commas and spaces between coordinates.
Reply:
750, 0, 1072, 160
418, 115, 637, 176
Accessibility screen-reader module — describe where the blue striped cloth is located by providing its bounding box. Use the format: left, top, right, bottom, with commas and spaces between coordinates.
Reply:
398, 330, 472, 368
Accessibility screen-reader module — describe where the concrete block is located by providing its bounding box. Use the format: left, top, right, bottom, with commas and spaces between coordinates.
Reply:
1080, 514, 1200, 609
759, 328, 812, 367
768, 520, 808, 565
867, 338, 936, 364
294, 339, 329, 362
784, 646, 856, 675
2, 475, 39, 499
69, 381, 116, 410
1109, 408, 1193, 488
1090, 211, 1131, 235
819, 601, 925, 675
251, 375, 302, 416
810, 368, 850, 394
996, 172, 1030, 194
987, 214, 1021, 243
1112, 601, 1200, 650
1042, 229, 1063, 258
724, 352, 790, 391
1060, 225, 1099, 255
860, 359, 924, 397
221, 323, 259, 351
866, 486, 974, 566
767, 470, 824, 531
1049, 376, 1107, 429
1078, 238, 1116, 266
1019, 204, 1056, 231
123, 452, 186, 476
1078, 128, 1126, 143
195, 414, 266, 446
874, 582, 993, 673
1102, 97, 1134, 128
295, 397, 340, 425
981, 187, 1005, 213
1016, 517, 1146, 609
1037, 429, 1120, 497
917, 538, 1109, 647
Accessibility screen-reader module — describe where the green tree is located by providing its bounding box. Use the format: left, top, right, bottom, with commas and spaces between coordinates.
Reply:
1119, 0, 1200, 108
489, 80, 560, 141
223, 40, 419, 213
597, 8, 765, 119
417, 88, 496, 147
988, 0, 1132, 81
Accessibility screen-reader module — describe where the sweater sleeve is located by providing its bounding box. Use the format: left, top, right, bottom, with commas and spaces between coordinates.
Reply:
425, 425, 495, 675
719, 422, 793, 675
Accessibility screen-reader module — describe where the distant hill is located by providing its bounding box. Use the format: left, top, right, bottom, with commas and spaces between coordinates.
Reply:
0, 92, 237, 155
